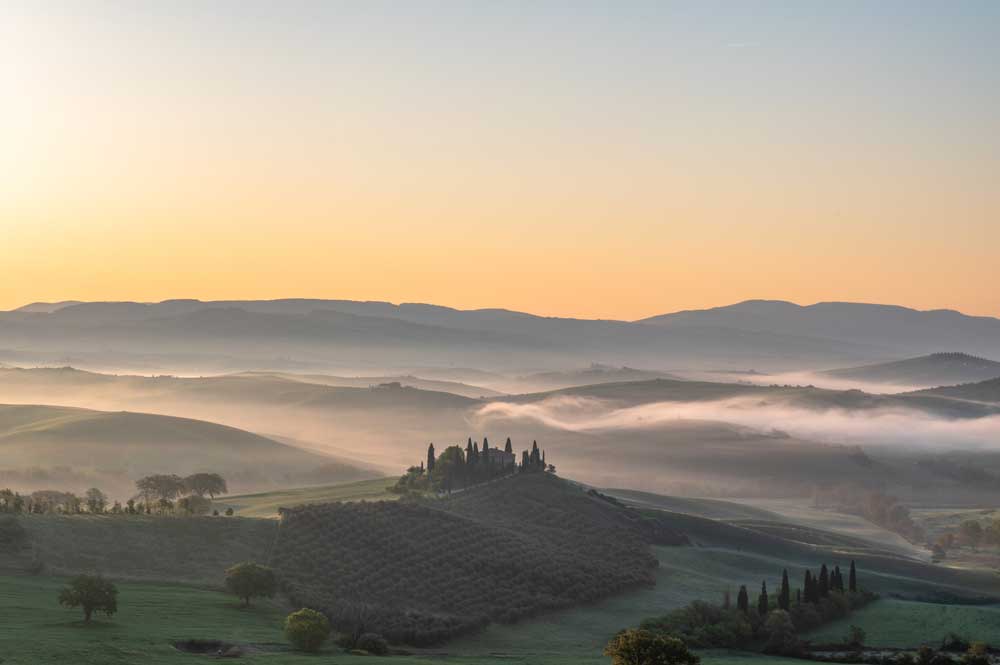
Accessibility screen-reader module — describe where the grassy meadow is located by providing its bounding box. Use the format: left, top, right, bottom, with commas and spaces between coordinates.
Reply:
0, 574, 802, 665
805, 599, 1000, 648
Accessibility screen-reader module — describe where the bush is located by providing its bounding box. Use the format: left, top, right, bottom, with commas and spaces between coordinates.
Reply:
224, 562, 277, 607
846, 625, 866, 648
355, 632, 389, 655
604, 629, 700, 665
764, 610, 799, 655
962, 643, 990, 665
641, 601, 754, 648
284, 608, 330, 653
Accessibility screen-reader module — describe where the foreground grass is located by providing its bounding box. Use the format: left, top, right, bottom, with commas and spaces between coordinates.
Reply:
806, 598, 1000, 647
213, 477, 398, 518
0, 574, 799, 665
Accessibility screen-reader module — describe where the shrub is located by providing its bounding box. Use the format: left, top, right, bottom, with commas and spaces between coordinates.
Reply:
962, 643, 990, 665
58, 574, 118, 622
846, 625, 866, 648
224, 562, 277, 607
764, 610, 799, 655
641, 600, 754, 648
284, 608, 330, 653
604, 629, 700, 665
355, 632, 389, 655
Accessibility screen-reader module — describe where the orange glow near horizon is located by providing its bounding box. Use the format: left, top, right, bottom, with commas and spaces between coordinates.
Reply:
1, 3, 997, 319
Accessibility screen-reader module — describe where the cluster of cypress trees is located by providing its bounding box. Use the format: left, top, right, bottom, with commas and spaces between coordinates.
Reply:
734, 561, 858, 616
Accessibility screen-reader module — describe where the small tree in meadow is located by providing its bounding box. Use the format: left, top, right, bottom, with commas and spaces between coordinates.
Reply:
603, 629, 700, 665
284, 608, 330, 652
224, 562, 276, 607
58, 574, 118, 622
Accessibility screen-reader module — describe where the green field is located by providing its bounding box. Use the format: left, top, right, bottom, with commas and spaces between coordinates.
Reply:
806, 599, 1000, 647
0, 574, 801, 665
213, 477, 398, 518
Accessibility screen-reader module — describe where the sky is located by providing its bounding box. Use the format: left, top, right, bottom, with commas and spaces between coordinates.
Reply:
1, 1, 998, 319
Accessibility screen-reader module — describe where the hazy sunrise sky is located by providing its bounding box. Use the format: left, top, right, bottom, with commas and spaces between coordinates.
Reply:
1, 1, 997, 319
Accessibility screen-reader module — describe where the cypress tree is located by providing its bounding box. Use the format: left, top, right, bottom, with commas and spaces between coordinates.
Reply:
849, 560, 857, 592
819, 564, 829, 598
427, 443, 436, 473
466, 439, 474, 465
736, 585, 749, 613
757, 581, 769, 616
803, 570, 814, 603
779, 569, 790, 610
505, 437, 513, 453
833, 566, 843, 592
482, 437, 489, 454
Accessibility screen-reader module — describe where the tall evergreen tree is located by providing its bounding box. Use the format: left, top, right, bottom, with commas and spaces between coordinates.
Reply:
804, 570, 814, 603
757, 581, 769, 616
779, 569, 790, 610
466, 439, 474, 466
736, 585, 749, 613
427, 443, 436, 473
504, 437, 513, 453
819, 564, 829, 598
849, 560, 857, 592
832, 566, 843, 592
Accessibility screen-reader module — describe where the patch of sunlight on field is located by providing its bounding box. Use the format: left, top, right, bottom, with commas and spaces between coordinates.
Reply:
213, 477, 398, 518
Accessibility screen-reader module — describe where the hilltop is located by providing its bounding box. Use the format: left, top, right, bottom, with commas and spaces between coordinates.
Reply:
823, 352, 1000, 388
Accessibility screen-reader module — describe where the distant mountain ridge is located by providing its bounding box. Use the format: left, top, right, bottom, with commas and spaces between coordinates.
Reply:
3, 298, 999, 371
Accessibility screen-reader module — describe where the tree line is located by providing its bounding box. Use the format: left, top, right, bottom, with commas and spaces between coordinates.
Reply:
0, 472, 230, 516
640, 561, 875, 656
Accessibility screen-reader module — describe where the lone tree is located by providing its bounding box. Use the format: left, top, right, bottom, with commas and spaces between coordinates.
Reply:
284, 608, 330, 652
849, 560, 857, 592
604, 629, 701, 665
184, 473, 228, 499
224, 562, 277, 607
58, 574, 118, 623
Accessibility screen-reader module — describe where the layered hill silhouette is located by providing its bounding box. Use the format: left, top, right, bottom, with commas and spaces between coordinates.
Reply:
824, 352, 1000, 388
5, 298, 1000, 372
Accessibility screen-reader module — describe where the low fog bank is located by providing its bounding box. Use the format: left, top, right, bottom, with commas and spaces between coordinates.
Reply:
678, 370, 923, 395
474, 395, 1000, 452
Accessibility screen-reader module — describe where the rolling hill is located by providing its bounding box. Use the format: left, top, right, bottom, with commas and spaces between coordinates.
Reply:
909, 376, 1000, 403
823, 352, 1000, 388
0, 404, 373, 495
